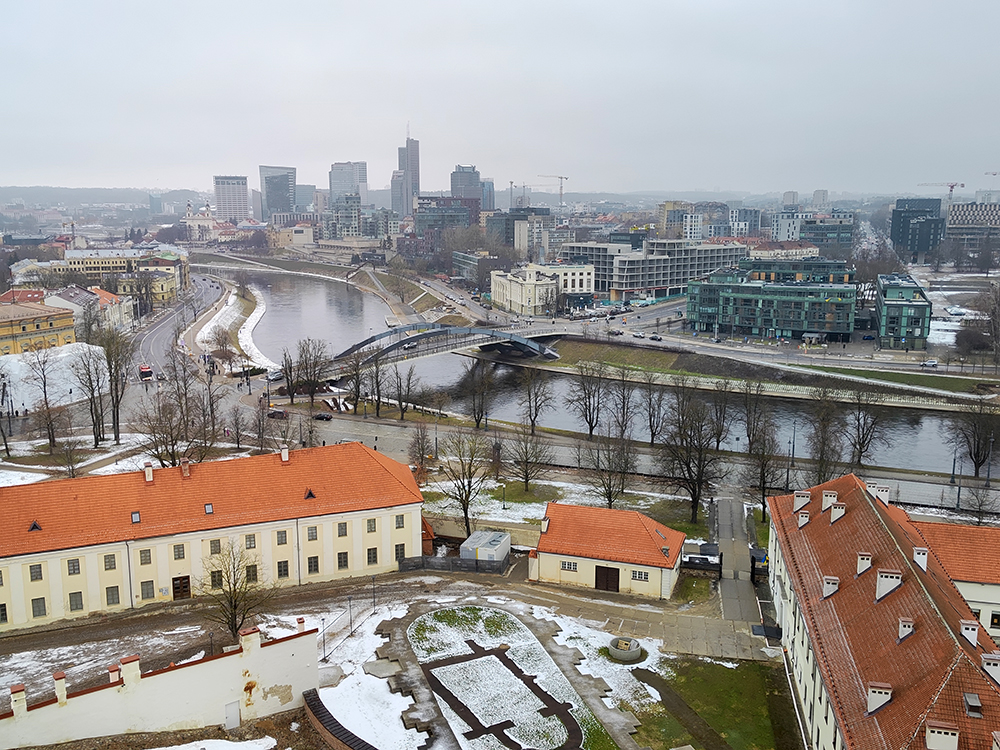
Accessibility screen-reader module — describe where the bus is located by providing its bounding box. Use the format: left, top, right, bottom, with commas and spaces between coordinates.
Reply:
138, 364, 153, 382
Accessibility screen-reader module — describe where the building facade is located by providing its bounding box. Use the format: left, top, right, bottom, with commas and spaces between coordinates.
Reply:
394, 138, 420, 218
798, 210, 855, 251
213, 176, 250, 224
490, 267, 558, 316
525, 262, 595, 308
0, 444, 423, 631
0, 303, 76, 354
891, 198, 943, 264
258, 166, 296, 221
450, 164, 481, 200
947, 201, 1000, 253
328, 162, 368, 204
873, 273, 932, 350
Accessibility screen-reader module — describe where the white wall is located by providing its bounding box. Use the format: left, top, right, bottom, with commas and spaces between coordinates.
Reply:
0, 627, 317, 749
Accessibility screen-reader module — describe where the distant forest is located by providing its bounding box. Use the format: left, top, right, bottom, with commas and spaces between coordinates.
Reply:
0, 186, 202, 207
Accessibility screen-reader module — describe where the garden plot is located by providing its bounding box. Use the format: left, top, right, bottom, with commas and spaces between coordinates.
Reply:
407, 606, 617, 750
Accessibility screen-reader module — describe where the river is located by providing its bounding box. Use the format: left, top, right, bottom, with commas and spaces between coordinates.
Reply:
210, 267, 957, 475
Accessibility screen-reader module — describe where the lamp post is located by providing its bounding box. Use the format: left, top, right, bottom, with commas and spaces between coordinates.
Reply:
957, 460, 964, 511
785, 438, 792, 491
988, 433, 996, 489
951, 445, 958, 484
790, 421, 797, 467
502, 484, 506, 510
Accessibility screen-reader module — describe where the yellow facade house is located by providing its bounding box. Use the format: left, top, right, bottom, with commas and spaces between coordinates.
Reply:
0, 302, 76, 354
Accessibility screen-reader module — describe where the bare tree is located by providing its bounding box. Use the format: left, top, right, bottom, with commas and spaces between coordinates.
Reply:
608, 365, 637, 440
209, 325, 237, 374
439, 429, 492, 535
343, 350, 366, 414
23, 344, 60, 453
77, 298, 103, 344
742, 412, 784, 522
660, 376, 723, 523
280, 348, 298, 404
392, 364, 419, 420
951, 400, 1000, 478
408, 422, 433, 484
71, 344, 108, 448
198, 540, 279, 641
56, 427, 87, 480
508, 421, 554, 491
641, 370, 668, 447
709, 379, 733, 450
96, 327, 137, 444
367, 347, 388, 418
582, 419, 636, 508
846, 389, 888, 467
966, 484, 998, 526
465, 359, 494, 429
233, 269, 251, 299
251, 399, 273, 453
806, 387, 845, 485
565, 361, 606, 438
296, 338, 332, 408
517, 367, 555, 435
740, 379, 767, 449
227, 404, 247, 450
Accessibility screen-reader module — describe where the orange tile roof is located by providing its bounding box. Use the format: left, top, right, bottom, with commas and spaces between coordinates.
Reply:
911, 521, 1000, 585
769, 475, 1000, 750
0, 443, 423, 559
537, 503, 684, 569
0, 290, 44, 304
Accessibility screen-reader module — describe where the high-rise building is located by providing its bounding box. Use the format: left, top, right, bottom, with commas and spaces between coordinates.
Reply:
812, 189, 829, 208
251, 190, 262, 221
395, 137, 419, 217
451, 164, 481, 200
891, 198, 943, 264
729, 208, 762, 237
149, 194, 163, 214
258, 166, 296, 221
213, 176, 249, 223
329, 162, 368, 204
390, 171, 408, 218
798, 210, 855, 251
782, 190, 799, 208
946, 201, 1000, 254
295, 184, 316, 212
481, 178, 495, 211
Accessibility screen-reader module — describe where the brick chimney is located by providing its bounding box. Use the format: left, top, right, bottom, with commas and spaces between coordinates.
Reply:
793, 490, 810, 512
831, 502, 845, 523
798, 510, 810, 528
925, 720, 959, 750
898, 617, 914, 641
296, 617, 306, 633
180, 458, 190, 478
960, 619, 980, 648
239, 626, 261, 654
857, 552, 872, 576
822, 490, 838, 512
982, 652, 1000, 683
913, 547, 928, 572
823, 576, 839, 598
280, 445, 289, 462
108, 664, 120, 683
875, 569, 902, 600
53, 671, 67, 705
143, 461, 153, 483
867, 682, 892, 713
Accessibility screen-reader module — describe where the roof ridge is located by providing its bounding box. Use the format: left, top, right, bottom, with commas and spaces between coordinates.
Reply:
358, 443, 423, 502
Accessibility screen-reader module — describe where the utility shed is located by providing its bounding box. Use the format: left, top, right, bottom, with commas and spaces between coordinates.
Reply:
460, 531, 511, 561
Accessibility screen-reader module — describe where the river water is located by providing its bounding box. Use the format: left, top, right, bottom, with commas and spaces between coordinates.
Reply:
212, 267, 956, 475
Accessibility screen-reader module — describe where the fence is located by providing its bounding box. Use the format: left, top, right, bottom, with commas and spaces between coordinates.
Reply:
398, 553, 510, 575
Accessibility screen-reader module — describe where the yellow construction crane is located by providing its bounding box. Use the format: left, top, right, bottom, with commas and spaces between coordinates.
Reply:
538, 174, 569, 206
918, 181, 965, 213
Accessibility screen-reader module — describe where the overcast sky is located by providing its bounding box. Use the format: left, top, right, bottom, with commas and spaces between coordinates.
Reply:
6, 0, 1000, 197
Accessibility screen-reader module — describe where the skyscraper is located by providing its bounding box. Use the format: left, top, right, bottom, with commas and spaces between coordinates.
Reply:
451, 164, 481, 200
394, 137, 419, 217
329, 162, 369, 203
481, 178, 495, 212
214, 176, 249, 223
258, 165, 296, 221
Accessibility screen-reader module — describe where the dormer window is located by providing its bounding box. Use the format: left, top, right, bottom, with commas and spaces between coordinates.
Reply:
964, 693, 982, 718
204, 503, 213, 514
131, 511, 140, 524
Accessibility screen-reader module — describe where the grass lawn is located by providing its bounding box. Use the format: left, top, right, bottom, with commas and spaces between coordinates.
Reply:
643, 495, 710, 540
411, 292, 442, 314
491, 481, 563, 504
436, 313, 472, 326
550, 340, 688, 373
754, 507, 770, 549
803, 365, 985, 393
674, 576, 714, 604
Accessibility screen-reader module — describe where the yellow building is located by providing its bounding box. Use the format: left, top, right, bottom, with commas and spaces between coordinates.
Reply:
116, 270, 178, 306
0, 303, 76, 354
0, 443, 424, 631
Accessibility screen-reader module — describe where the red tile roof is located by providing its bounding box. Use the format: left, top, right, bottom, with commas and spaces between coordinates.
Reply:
0, 290, 44, 304
537, 503, 684, 569
769, 475, 1000, 750
911, 521, 1000, 585
0, 443, 422, 559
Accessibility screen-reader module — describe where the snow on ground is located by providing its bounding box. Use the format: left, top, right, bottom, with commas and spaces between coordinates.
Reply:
927, 318, 963, 347
146, 739, 276, 750
320, 672, 428, 750
0, 343, 107, 412
239, 286, 280, 371
0, 468, 47, 486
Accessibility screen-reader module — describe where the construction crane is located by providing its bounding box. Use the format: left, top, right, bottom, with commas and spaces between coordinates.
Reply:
538, 175, 569, 207
918, 182, 965, 213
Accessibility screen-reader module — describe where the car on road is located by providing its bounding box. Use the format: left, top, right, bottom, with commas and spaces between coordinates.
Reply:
402, 342, 417, 350
920, 359, 938, 368
649, 334, 662, 341
267, 409, 288, 419
266, 371, 284, 382
608, 329, 624, 336
155, 372, 166, 381
862, 334, 875, 340
711, 338, 722, 343
313, 412, 333, 421
632, 331, 645, 338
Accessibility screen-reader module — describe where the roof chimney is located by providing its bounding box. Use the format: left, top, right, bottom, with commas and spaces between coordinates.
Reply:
823, 576, 839, 598
180, 458, 190, 478
53, 671, 67, 705
9, 684, 26, 719
961, 619, 980, 648
992, 730, 1000, 750
876, 569, 902, 600
874, 485, 892, 506
661, 546, 670, 558
982, 652, 1000, 684
280, 445, 289, 462
925, 720, 959, 750
822, 490, 838, 511
793, 490, 810, 512
831, 502, 845, 523
867, 682, 892, 713
898, 617, 914, 641
797, 510, 809, 528
913, 547, 929, 572
857, 552, 872, 576
143, 461, 153, 483
542, 517, 550, 533
109, 664, 120, 683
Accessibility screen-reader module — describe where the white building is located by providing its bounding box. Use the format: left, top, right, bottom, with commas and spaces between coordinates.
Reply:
213, 176, 250, 223
682, 212, 704, 240
328, 161, 368, 204
771, 210, 812, 242
490, 267, 558, 316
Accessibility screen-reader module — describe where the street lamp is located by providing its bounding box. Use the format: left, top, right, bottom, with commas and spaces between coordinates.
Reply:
790, 421, 797, 468
988, 433, 996, 489
951, 445, 958, 484
785, 438, 792, 491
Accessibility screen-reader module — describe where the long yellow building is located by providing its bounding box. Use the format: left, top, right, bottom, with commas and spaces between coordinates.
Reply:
0, 302, 76, 354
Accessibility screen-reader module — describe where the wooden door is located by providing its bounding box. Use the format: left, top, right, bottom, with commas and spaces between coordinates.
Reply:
595, 566, 620, 592
172, 576, 191, 600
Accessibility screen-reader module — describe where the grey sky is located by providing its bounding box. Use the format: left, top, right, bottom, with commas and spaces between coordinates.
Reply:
6, 0, 999, 197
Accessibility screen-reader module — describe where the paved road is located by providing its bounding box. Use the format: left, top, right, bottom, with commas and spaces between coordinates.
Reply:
135, 275, 224, 375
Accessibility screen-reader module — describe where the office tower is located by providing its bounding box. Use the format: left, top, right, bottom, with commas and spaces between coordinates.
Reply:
782, 191, 799, 208
812, 189, 829, 208
251, 190, 262, 220
258, 165, 296, 220
149, 194, 163, 214
390, 170, 407, 217
329, 162, 369, 203
395, 137, 419, 217
451, 164, 481, 200
891, 198, 943, 264
294, 184, 316, 211
213, 176, 249, 224
481, 178, 495, 211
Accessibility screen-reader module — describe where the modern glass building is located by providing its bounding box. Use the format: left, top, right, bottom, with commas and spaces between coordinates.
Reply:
258, 166, 296, 221
873, 273, 932, 350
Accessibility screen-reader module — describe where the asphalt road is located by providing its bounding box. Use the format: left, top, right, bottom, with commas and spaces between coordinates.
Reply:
134, 275, 224, 376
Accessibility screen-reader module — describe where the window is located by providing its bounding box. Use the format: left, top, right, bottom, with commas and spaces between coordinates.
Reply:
173, 544, 185, 560
307, 556, 319, 574
395, 543, 406, 562
277, 560, 289, 579
991, 612, 1000, 629
632, 570, 649, 582
104, 554, 116, 571
106, 586, 120, 606
307, 526, 318, 541
31, 597, 46, 618
0, 571, 3, 586
204, 503, 213, 514
337, 522, 347, 537
0, 603, 6, 623
338, 552, 349, 570
364, 547, 377, 565
131, 511, 141, 524
210, 539, 221, 555
395, 514, 405, 529
139, 549, 152, 565
210, 570, 223, 589
29, 564, 42, 581
69, 592, 84, 611
246, 565, 258, 583
276, 530, 288, 546
67, 558, 80, 575
245, 534, 256, 549
560, 561, 577, 572
366, 519, 377, 533
140, 580, 155, 600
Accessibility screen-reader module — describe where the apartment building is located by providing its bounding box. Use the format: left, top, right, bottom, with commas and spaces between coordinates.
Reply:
873, 273, 932, 350
769, 475, 1000, 750
0, 303, 76, 354
0, 443, 423, 631
490, 267, 558, 316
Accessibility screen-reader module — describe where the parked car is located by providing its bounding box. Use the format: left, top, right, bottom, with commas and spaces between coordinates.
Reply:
267, 409, 288, 420
920, 359, 938, 368
402, 342, 417, 350
313, 412, 333, 421
862, 334, 875, 340
632, 331, 645, 338
649, 334, 662, 341
266, 371, 284, 382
